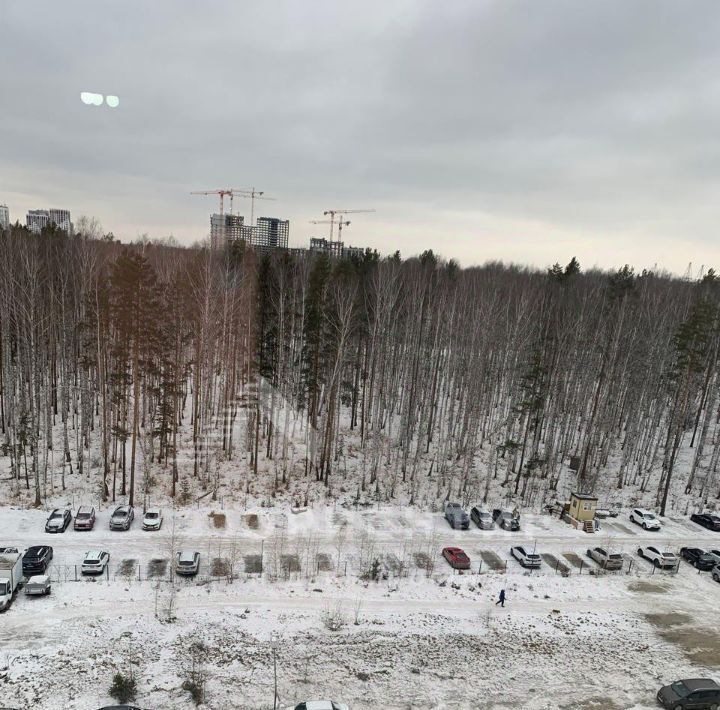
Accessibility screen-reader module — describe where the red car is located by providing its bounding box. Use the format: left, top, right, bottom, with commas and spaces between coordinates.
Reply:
442, 546, 471, 570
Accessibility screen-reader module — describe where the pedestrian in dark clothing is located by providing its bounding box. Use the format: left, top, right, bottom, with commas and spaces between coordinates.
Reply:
495, 589, 506, 607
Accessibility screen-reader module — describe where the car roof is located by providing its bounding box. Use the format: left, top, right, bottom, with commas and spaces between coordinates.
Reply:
25, 546, 47, 554
682, 679, 720, 691
85, 550, 105, 559
114, 505, 130, 513
145, 508, 161, 514
27, 575, 49, 583
77, 506, 94, 513
305, 701, 336, 710
178, 550, 198, 561
444, 546, 463, 553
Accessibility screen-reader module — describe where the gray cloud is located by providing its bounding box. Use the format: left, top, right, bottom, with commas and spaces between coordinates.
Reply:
2, 0, 720, 272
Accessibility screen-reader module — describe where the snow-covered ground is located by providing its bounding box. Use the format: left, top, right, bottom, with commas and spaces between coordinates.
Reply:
1, 504, 720, 709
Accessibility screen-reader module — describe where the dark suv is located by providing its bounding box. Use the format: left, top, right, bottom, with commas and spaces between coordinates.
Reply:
680, 547, 716, 571
691, 513, 720, 532
493, 508, 520, 531
657, 678, 720, 709
22, 545, 53, 574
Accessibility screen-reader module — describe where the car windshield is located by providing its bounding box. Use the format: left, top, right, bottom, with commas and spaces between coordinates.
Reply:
77, 511, 91, 518
113, 510, 127, 517
179, 560, 195, 566
146, 512, 158, 519
671, 682, 690, 698
527, 554, 540, 559
644, 513, 656, 519
0, 581, 8, 595
609, 554, 622, 560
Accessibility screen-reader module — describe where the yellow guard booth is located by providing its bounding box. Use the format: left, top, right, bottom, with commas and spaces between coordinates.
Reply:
568, 492, 598, 532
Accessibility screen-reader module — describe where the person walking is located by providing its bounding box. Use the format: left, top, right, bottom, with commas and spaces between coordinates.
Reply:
495, 588, 506, 607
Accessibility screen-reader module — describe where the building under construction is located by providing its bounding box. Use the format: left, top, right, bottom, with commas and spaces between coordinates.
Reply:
309, 237, 365, 260
210, 213, 245, 250
254, 217, 289, 250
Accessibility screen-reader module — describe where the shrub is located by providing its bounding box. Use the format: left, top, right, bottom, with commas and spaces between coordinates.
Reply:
109, 672, 137, 704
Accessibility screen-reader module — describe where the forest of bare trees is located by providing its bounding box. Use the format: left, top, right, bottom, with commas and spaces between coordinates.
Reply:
2, 221, 720, 514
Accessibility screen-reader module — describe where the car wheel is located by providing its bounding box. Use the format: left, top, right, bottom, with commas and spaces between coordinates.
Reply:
642, 522, 647, 529
637, 548, 643, 557
709, 704, 718, 710
673, 705, 683, 710
46, 588, 51, 596
654, 559, 660, 568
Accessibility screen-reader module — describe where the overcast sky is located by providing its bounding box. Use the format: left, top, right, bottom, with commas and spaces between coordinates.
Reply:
2, 1, 720, 274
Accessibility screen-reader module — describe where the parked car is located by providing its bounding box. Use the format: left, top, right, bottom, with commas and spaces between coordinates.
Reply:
25, 575, 51, 596
680, 547, 716, 571
444, 502, 469, 530
175, 550, 200, 576
511, 546, 541, 569
81, 550, 110, 575
109, 505, 134, 531
73, 506, 96, 531
657, 678, 720, 709
97, 706, 148, 710
442, 546, 471, 570
45, 508, 72, 533
470, 506, 495, 529
638, 546, 678, 569
493, 509, 520, 531
587, 547, 623, 570
690, 513, 720, 532
292, 702, 350, 710
142, 508, 163, 531
629, 508, 661, 530
704, 549, 720, 566
712, 566, 720, 583
22, 545, 53, 574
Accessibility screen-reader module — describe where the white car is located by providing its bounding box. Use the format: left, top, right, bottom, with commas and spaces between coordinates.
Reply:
175, 550, 200, 576
629, 508, 661, 530
510, 546, 541, 569
291, 702, 350, 710
637, 546, 677, 569
142, 508, 163, 531
81, 550, 110, 575
25, 575, 51, 596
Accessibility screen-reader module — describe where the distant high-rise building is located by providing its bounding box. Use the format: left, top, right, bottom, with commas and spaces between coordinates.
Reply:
253, 217, 289, 250
26, 208, 73, 234
0, 205, 9, 231
48, 208, 73, 233
210, 213, 246, 250
26, 210, 51, 233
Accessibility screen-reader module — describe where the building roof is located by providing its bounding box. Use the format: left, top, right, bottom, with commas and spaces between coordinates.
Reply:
571, 492, 598, 501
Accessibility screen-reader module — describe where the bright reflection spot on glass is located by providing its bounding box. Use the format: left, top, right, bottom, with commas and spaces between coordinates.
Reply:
106, 95, 119, 108
80, 92, 108, 107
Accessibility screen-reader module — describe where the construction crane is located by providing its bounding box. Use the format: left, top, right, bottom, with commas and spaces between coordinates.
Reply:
236, 187, 276, 226
190, 189, 242, 216
310, 218, 351, 241
190, 187, 276, 222
320, 209, 375, 241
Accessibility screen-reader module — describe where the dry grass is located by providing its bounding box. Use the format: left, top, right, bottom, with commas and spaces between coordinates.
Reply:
208, 512, 226, 529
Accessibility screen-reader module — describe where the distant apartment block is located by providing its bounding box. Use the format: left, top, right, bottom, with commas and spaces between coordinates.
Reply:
254, 217, 289, 250
26, 208, 73, 234
0, 205, 9, 231
309, 237, 365, 260
210, 213, 245, 250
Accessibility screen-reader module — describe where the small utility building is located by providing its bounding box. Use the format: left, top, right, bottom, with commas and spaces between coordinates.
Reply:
568, 492, 598, 533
